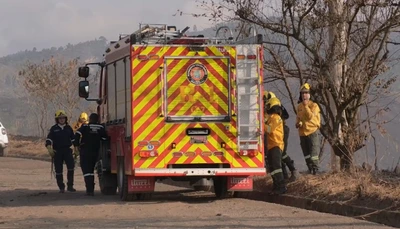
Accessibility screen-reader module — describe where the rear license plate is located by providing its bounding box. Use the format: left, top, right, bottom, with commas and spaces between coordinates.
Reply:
190, 136, 208, 144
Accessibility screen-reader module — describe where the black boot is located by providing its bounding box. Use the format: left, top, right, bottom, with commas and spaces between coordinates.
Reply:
67, 170, 76, 192
56, 174, 65, 193
306, 163, 313, 174
84, 176, 95, 196
271, 173, 287, 195
284, 159, 298, 182
282, 162, 289, 180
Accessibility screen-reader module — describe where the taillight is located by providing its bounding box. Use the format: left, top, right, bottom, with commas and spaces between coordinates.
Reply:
1, 128, 6, 135
239, 150, 258, 157
139, 151, 158, 158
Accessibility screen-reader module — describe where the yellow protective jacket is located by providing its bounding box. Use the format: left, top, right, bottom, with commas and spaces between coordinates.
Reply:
296, 101, 321, 136
265, 113, 284, 151
72, 121, 88, 133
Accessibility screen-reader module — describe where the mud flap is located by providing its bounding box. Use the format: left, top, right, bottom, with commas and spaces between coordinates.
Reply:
227, 176, 253, 191
128, 176, 155, 192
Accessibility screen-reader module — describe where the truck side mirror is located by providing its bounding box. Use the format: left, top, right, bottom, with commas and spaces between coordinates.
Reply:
79, 80, 89, 98
78, 66, 90, 78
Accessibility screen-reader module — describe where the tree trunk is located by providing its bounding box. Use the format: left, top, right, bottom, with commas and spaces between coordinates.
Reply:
328, 0, 348, 171
333, 143, 354, 171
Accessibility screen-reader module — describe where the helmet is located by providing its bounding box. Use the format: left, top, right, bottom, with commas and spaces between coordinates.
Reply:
55, 110, 67, 119
79, 112, 88, 122
89, 113, 99, 123
266, 97, 281, 110
300, 83, 311, 92
263, 90, 276, 102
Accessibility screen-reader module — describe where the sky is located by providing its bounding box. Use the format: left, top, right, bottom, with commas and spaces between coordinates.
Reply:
0, 0, 213, 57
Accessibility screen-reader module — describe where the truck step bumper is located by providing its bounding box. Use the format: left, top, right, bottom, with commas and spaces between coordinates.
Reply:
134, 168, 266, 177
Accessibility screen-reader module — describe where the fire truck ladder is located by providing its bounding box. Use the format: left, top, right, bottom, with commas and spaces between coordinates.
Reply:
236, 25, 262, 151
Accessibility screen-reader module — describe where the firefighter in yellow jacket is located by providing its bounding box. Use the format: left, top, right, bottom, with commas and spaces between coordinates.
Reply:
296, 83, 321, 175
265, 97, 287, 194
264, 91, 298, 182
73, 112, 89, 133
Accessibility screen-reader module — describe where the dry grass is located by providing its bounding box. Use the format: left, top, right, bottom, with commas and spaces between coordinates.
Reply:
7, 135, 48, 160
254, 170, 400, 211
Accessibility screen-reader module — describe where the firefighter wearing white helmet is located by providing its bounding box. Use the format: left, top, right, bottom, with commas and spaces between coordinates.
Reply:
263, 90, 299, 182
45, 110, 78, 193
264, 97, 287, 194
296, 83, 321, 175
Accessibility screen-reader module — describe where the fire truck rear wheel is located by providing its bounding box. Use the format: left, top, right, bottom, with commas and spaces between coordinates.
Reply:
117, 157, 135, 201
98, 171, 117, 195
213, 177, 231, 199
193, 185, 213, 192
136, 193, 152, 200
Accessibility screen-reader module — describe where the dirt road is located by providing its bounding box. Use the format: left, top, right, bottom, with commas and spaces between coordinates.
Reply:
0, 157, 395, 229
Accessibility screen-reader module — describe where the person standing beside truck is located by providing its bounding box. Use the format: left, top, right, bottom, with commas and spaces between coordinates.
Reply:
72, 112, 89, 167
74, 113, 108, 196
263, 91, 299, 182
45, 110, 78, 193
264, 97, 287, 195
72, 112, 89, 132
296, 83, 321, 175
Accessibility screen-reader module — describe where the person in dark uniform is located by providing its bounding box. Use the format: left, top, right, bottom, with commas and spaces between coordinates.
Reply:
45, 110, 78, 193
73, 113, 108, 196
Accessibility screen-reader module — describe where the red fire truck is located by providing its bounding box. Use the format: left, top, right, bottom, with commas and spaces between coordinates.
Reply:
78, 23, 266, 201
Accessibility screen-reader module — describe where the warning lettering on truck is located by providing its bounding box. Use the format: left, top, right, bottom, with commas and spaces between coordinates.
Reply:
227, 176, 253, 191
128, 176, 155, 192
165, 58, 230, 118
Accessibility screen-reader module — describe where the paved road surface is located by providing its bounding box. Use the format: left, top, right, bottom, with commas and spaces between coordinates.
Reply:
0, 157, 395, 229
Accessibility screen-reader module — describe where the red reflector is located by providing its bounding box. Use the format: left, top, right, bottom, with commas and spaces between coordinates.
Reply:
184, 152, 196, 157
247, 55, 257, 59
139, 151, 158, 158
149, 141, 160, 146
239, 150, 258, 157
138, 141, 148, 146
137, 55, 148, 60
148, 55, 160, 60
173, 152, 183, 158
214, 151, 224, 157
201, 151, 212, 157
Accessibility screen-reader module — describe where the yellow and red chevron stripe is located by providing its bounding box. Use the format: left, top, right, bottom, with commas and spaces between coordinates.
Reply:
131, 45, 263, 170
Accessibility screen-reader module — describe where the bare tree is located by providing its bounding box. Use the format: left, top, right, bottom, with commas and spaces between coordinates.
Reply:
18, 57, 93, 137
183, 0, 400, 170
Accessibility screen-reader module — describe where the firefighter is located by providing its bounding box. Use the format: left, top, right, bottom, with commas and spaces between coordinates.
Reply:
263, 91, 298, 182
265, 97, 287, 194
73, 112, 88, 132
74, 113, 108, 196
72, 112, 88, 168
45, 110, 77, 193
296, 83, 321, 175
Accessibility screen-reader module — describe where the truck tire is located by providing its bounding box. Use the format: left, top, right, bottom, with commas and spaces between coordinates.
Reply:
0, 148, 6, 157
193, 185, 213, 192
97, 161, 117, 195
136, 193, 152, 201
117, 157, 135, 201
213, 176, 231, 199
